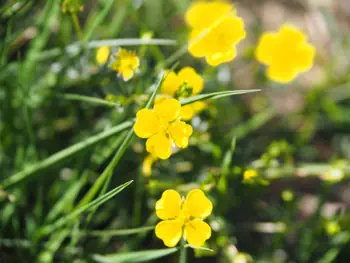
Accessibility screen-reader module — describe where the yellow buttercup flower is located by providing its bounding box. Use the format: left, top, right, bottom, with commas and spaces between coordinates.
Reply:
256, 24, 315, 83
185, 1, 246, 66
111, 48, 140, 81
161, 67, 204, 97
160, 67, 206, 120
96, 46, 110, 65
155, 189, 212, 247
142, 154, 158, 177
325, 221, 340, 236
134, 97, 193, 159
243, 169, 258, 181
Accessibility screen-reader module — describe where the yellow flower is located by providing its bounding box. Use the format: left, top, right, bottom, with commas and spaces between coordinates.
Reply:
160, 71, 182, 97
322, 168, 344, 182
96, 46, 110, 65
161, 67, 204, 97
142, 154, 158, 177
185, 1, 246, 66
243, 169, 258, 181
180, 101, 207, 121
133, 97, 193, 159
111, 48, 140, 81
325, 221, 340, 236
155, 189, 212, 247
256, 24, 315, 83
160, 67, 206, 121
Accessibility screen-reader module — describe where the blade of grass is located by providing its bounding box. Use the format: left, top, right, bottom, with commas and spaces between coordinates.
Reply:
92, 247, 178, 263
77, 71, 166, 209
84, 226, 155, 237
2, 121, 133, 189
37, 229, 70, 263
82, 0, 119, 43
228, 108, 276, 140
33, 38, 176, 61
35, 180, 133, 239
218, 136, 236, 194
79, 128, 134, 212
45, 171, 89, 223
87, 38, 176, 48
59, 93, 118, 107
180, 89, 261, 106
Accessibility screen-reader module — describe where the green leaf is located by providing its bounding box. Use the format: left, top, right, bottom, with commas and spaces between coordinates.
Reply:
184, 244, 213, 252
37, 229, 70, 263
92, 248, 178, 263
180, 89, 261, 106
59, 93, 118, 107
35, 180, 133, 239
218, 136, 236, 193
2, 121, 133, 189
228, 108, 275, 140
45, 171, 89, 223
82, 0, 119, 43
85, 226, 155, 237
86, 38, 176, 48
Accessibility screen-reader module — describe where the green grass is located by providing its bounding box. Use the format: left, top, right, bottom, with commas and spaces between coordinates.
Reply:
1, 0, 350, 263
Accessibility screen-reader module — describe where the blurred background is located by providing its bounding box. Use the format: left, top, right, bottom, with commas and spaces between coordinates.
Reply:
1, 0, 350, 262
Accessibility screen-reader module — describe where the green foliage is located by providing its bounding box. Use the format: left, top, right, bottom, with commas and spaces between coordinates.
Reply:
1, 1, 350, 263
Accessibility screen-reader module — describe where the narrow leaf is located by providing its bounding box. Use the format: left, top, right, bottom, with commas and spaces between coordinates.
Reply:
92, 248, 178, 263
59, 93, 118, 107
180, 89, 261, 106
35, 180, 133, 238
2, 121, 133, 189
87, 38, 176, 48
45, 171, 89, 223
85, 226, 155, 237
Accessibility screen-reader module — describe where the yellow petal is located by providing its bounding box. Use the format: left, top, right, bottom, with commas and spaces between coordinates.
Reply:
142, 154, 158, 177
185, 1, 233, 29
155, 189, 182, 220
122, 69, 134, 81
180, 105, 195, 121
192, 101, 207, 112
206, 48, 237, 66
96, 46, 110, 65
185, 219, 211, 247
255, 32, 277, 65
181, 101, 207, 121
154, 98, 181, 122
188, 29, 212, 58
112, 48, 139, 81
267, 64, 298, 84
160, 71, 181, 96
295, 44, 315, 72
133, 109, 160, 138
178, 67, 204, 95
188, 16, 245, 64
219, 16, 246, 45
168, 121, 193, 148
155, 220, 183, 247
279, 24, 306, 47
146, 133, 172, 159
183, 189, 212, 219
130, 55, 140, 68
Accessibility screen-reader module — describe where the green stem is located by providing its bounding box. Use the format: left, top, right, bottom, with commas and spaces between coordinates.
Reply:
71, 13, 83, 40
179, 238, 187, 263
132, 170, 145, 227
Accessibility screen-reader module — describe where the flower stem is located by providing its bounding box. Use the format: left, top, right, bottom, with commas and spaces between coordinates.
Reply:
71, 13, 83, 40
179, 238, 187, 263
